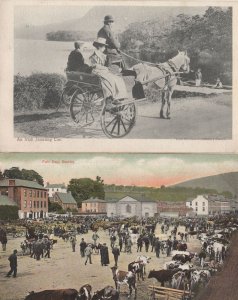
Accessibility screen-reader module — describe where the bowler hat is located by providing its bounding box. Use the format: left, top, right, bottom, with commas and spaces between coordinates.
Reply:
104, 15, 114, 23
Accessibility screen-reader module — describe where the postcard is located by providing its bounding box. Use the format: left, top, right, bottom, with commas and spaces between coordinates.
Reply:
0, 0, 237, 152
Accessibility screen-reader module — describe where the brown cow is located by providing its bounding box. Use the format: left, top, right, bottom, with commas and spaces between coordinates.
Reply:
24, 285, 92, 300
111, 266, 137, 298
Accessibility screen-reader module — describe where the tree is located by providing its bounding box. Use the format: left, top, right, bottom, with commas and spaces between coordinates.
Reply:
0, 170, 4, 180
67, 177, 105, 207
48, 201, 63, 212
3, 167, 44, 186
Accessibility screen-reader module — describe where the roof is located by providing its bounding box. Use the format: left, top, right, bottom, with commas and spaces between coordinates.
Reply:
0, 195, 17, 206
0, 179, 46, 190
55, 192, 77, 204
46, 183, 66, 189
107, 195, 156, 203
83, 197, 106, 203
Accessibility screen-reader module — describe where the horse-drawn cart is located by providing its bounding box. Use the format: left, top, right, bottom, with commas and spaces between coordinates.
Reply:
58, 51, 190, 138
148, 285, 193, 300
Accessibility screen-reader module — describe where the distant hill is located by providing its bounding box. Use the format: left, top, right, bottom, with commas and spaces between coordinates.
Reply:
104, 171, 238, 202
171, 172, 238, 196
14, 6, 206, 40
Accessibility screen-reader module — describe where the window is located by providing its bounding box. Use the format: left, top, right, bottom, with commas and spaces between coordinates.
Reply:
30, 200, 32, 208
195, 202, 198, 206
126, 204, 131, 213
44, 201, 46, 208
202, 207, 205, 211
40, 191, 43, 198
37, 201, 39, 208
203, 202, 205, 206
34, 201, 36, 208
37, 191, 39, 198
24, 200, 27, 208
190, 202, 192, 206
24, 189, 27, 197
40, 201, 43, 208
44, 192, 46, 198
29, 190, 32, 197
33, 190, 36, 197
195, 207, 198, 211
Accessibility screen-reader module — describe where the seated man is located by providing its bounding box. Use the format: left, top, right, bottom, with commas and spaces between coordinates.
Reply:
89, 37, 128, 101
67, 41, 91, 73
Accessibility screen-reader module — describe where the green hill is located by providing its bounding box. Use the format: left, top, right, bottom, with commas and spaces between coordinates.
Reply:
171, 172, 238, 197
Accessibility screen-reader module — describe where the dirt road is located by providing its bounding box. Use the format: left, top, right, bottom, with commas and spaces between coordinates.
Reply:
0, 225, 200, 300
14, 93, 232, 139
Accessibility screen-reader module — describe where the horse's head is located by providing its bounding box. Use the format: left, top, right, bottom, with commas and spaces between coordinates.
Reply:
178, 50, 190, 73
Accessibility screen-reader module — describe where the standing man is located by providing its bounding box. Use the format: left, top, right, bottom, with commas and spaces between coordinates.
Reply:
97, 15, 122, 70
84, 244, 93, 265
70, 235, 76, 252
6, 250, 18, 278
100, 243, 110, 266
195, 68, 202, 86
155, 238, 161, 258
112, 244, 120, 267
92, 231, 99, 246
80, 238, 87, 257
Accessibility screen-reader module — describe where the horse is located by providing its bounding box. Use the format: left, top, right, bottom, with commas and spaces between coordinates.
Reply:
132, 50, 190, 119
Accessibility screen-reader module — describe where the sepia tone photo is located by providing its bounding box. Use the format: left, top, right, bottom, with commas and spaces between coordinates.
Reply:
1, 153, 238, 300
12, 4, 232, 140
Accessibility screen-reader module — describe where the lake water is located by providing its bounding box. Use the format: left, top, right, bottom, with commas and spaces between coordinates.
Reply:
14, 39, 95, 76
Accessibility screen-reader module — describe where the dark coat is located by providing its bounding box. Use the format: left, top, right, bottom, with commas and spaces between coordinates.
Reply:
8, 253, 17, 267
112, 247, 120, 258
97, 25, 120, 51
100, 245, 110, 265
67, 49, 85, 72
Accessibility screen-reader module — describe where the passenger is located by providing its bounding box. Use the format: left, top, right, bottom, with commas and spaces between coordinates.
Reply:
66, 41, 91, 73
90, 37, 128, 101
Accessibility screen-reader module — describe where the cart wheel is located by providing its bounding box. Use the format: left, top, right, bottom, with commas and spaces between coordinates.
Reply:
57, 85, 77, 112
70, 88, 103, 127
101, 101, 136, 138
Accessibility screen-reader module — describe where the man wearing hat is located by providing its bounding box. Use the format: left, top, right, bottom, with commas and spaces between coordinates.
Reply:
6, 249, 18, 278
97, 15, 121, 69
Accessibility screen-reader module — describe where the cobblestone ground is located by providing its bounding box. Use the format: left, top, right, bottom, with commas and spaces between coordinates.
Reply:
0, 224, 201, 300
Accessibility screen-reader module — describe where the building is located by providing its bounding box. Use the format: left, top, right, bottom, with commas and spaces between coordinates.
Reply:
0, 179, 48, 219
186, 194, 237, 216
106, 195, 158, 218
45, 183, 67, 198
81, 197, 107, 213
0, 194, 18, 206
53, 192, 77, 211
157, 201, 192, 217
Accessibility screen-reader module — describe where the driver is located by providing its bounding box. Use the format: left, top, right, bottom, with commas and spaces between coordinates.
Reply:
97, 15, 122, 70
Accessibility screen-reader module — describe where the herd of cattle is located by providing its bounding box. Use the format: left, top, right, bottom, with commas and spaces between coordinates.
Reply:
3, 215, 238, 300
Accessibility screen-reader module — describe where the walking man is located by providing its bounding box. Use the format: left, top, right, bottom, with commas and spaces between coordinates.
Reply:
70, 235, 76, 252
6, 250, 18, 278
84, 244, 93, 265
112, 244, 120, 267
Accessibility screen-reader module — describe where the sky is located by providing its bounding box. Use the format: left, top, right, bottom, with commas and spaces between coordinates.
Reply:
0, 154, 238, 187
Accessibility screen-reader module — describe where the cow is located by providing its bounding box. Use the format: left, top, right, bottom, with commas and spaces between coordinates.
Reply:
92, 286, 119, 300
111, 266, 137, 299
135, 255, 151, 275
172, 253, 193, 264
24, 285, 92, 300
148, 269, 180, 287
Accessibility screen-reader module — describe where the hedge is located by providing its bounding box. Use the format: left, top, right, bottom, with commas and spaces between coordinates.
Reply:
14, 73, 66, 112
